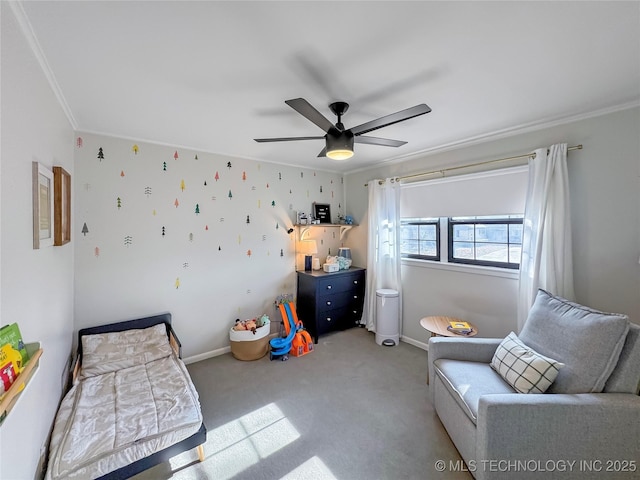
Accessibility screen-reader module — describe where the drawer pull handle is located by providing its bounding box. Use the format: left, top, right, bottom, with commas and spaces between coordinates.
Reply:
353, 295, 358, 299
327, 317, 332, 322
326, 285, 332, 290
353, 280, 358, 284
326, 301, 332, 306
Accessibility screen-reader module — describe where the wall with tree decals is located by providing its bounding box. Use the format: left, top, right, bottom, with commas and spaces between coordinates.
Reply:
74, 132, 348, 359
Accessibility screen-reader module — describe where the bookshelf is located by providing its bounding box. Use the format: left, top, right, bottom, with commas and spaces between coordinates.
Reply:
0, 342, 43, 426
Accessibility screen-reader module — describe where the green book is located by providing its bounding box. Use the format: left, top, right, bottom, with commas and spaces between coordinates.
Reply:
0, 323, 29, 365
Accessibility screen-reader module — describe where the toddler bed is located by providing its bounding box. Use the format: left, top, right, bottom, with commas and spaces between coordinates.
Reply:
46, 313, 207, 480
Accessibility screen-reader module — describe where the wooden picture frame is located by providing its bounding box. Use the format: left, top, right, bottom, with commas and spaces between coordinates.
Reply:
313, 203, 332, 224
53, 166, 71, 246
32, 162, 54, 249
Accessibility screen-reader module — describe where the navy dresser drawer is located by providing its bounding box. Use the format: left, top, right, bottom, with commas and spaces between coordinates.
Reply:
296, 267, 366, 343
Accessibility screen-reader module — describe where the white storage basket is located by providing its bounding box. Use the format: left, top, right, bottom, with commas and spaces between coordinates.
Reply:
229, 322, 270, 361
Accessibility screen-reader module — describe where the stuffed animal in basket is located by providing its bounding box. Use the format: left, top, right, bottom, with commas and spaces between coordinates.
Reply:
233, 318, 260, 334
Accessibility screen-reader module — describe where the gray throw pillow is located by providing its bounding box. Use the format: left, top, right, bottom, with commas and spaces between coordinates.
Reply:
604, 323, 640, 394
519, 289, 629, 394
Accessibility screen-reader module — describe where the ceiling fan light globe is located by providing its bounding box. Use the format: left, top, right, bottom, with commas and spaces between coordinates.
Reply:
326, 130, 354, 160
327, 149, 354, 160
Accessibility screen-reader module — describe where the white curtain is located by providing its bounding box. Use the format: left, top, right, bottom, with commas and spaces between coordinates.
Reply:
517, 143, 575, 331
363, 178, 402, 332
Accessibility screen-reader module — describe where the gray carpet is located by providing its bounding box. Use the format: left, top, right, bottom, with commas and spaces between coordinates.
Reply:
133, 328, 471, 480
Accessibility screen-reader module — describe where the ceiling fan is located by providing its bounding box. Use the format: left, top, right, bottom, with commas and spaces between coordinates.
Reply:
254, 98, 431, 160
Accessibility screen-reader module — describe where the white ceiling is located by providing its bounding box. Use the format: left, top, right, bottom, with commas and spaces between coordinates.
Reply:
16, 1, 640, 173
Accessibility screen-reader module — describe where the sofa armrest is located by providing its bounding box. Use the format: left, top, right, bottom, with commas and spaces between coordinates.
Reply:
475, 393, 640, 480
428, 337, 502, 402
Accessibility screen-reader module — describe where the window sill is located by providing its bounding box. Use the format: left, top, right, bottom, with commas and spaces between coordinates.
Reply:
401, 257, 519, 280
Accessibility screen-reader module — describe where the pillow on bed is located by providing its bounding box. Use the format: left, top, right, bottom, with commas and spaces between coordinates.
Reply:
80, 323, 174, 379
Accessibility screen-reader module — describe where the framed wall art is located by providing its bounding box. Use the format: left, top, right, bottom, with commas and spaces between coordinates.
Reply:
313, 202, 332, 224
32, 162, 54, 249
53, 166, 71, 246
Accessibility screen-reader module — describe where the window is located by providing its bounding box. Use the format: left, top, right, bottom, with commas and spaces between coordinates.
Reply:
448, 215, 523, 269
401, 218, 440, 261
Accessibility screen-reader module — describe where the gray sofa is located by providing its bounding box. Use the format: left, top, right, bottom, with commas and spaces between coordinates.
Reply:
428, 289, 640, 479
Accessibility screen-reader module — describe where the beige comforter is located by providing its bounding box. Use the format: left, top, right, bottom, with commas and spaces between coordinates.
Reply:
46, 324, 203, 480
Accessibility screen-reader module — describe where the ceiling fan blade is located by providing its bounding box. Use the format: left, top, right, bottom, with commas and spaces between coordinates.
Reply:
254, 136, 324, 143
285, 98, 335, 133
317, 146, 327, 157
355, 136, 407, 147
350, 104, 431, 136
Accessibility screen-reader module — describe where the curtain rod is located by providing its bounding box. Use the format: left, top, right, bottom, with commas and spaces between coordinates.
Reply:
364, 144, 583, 186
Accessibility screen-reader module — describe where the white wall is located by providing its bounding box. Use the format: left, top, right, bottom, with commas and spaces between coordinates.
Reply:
1, 4, 75, 479
345, 106, 640, 346
73, 133, 347, 359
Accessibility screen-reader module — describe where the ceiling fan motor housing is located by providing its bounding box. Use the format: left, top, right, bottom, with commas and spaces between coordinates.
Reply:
326, 128, 354, 160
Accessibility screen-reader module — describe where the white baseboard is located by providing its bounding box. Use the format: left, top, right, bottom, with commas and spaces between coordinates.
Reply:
400, 335, 429, 351
184, 334, 428, 364
184, 346, 231, 365
183, 333, 279, 365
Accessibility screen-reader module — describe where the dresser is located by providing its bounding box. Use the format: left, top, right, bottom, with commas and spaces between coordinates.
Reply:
296, 267, 366, 343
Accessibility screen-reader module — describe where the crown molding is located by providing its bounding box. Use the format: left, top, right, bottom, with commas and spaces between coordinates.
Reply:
76, 128, 346, 176
345, 100, 640, 176
8, 0, 78, 130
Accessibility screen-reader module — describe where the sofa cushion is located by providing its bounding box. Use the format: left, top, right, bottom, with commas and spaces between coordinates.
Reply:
433, 359, 515, 424
491, 332, 564, 394
520, 289, 629, 394
604, 322, 640, 394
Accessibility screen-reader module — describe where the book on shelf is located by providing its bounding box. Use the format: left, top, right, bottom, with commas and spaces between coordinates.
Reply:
447, 321, 473, 335
0, 323, 43, 426
0, 323, 29, 364
1, 344, 25, 400
0, 322, 29, 401
0, 323, 29, 399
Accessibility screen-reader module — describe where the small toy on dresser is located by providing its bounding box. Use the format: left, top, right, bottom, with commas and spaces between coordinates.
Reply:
325, 255, 352, 271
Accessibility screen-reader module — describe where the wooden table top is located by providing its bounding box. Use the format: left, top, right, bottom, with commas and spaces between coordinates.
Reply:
420, 315, 478, 337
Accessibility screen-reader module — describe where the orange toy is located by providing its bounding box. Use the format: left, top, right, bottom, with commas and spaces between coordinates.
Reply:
277, 302, 314, 357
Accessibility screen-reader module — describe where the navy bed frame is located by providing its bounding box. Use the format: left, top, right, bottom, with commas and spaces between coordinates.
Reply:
76, 313, 207, 480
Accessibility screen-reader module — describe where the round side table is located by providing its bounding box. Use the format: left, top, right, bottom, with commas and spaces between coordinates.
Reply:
420, 315, 478, 337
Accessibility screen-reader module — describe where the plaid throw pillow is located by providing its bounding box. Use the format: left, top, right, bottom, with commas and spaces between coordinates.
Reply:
491, 332, 564, 394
